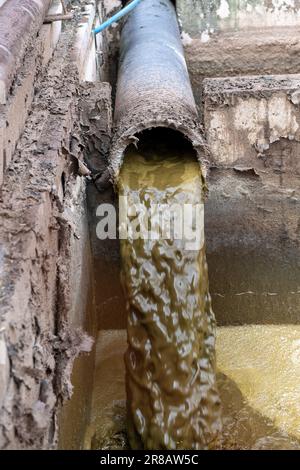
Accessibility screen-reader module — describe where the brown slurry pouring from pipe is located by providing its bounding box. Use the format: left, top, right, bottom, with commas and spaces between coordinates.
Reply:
109, 0, 222, 449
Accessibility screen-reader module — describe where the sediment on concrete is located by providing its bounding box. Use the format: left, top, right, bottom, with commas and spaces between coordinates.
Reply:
110, 0, 207, 181
176, 2, 300, 327
0, 0, 64, 187
203, 74, 300, 247
184, 28, 300, 110
0, 4, 112, 448
0, 0, 52, 105
202, 74, 300, 326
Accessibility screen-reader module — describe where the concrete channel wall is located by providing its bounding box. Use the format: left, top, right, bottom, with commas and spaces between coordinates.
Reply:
177, 1, 300, 326
0, 0, 113, 449
177, 0, 300, 38
0, 0, 58, 186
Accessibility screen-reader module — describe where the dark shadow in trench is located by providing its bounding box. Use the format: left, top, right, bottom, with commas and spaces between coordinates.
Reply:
86, 181, 127, 330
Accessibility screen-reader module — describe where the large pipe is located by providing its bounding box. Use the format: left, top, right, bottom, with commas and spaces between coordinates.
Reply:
0, 0, 52, 104
109, 0, 208, 181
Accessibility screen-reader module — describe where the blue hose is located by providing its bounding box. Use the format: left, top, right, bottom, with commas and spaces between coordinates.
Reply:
93, 0, 143, 35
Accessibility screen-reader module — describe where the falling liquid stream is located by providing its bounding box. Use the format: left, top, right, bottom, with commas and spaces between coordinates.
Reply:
117, 132, 221, 449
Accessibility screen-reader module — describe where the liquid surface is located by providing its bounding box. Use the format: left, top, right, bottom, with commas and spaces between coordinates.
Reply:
117, 134, 221, 450
217, 325, 300, 448
86, 328, 300, 450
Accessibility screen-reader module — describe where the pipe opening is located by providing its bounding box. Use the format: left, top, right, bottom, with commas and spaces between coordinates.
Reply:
123, 127, 198, 164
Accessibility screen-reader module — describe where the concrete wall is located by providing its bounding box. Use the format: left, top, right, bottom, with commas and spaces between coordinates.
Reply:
203, 75, 300, 326
178, 0, 300, 38
177, 2, 300, 326
0, 0, 61, 186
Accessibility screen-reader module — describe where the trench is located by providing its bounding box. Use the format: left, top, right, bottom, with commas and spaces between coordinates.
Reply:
58, 0, 300, 451
60, 130, 300, 449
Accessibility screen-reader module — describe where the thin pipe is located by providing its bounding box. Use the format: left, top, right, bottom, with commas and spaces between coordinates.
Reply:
93, 0, 143, 35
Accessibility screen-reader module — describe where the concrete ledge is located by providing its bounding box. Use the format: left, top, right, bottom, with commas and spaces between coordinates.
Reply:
204, 74, 300, 176
0, 0, 63, 186
0, 20, 99, 449
72, 1, 97, 82
203, 73, 300, 246
39, 0, 63, 67
185, 28, 300, 107
203, 73, 300, 326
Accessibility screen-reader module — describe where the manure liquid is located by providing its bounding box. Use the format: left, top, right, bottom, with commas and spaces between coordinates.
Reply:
118, 132, 221, 449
